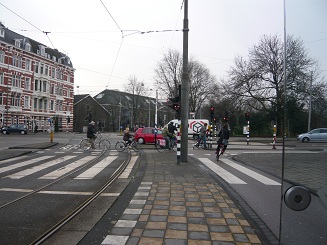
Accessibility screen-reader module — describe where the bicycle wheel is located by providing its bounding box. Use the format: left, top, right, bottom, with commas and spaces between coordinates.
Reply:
99, 139, 111, 151
115, 141, 126, 152
131, 141, 141, 152
80, 138, 91, 151
156, 139, 167, 153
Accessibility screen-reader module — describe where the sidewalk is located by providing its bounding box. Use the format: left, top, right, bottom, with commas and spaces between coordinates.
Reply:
101, 151, 277, 245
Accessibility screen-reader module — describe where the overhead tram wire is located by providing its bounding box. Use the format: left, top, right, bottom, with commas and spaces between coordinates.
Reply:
99, 0, 183, 90
0, 3, 56, 49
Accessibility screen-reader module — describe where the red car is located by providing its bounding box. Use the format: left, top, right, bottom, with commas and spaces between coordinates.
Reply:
134, 127, 164, 144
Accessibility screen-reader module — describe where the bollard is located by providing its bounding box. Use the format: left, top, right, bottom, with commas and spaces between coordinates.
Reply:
177, 120, 181, 165
50, 131, 54, 143
272, 125, 277, 149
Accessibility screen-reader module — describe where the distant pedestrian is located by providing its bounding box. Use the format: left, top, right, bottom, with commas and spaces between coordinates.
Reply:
196, 123, 208, 148
34, 125, 38, 133
123, 127, 133, 147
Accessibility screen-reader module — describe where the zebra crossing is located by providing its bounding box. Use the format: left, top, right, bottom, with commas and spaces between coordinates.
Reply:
0, 153, 139, 184
198, 156, 281, 186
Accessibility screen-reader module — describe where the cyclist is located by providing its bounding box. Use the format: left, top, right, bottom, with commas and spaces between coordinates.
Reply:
168, 122, 177, 146
87, 121, 96, 149
162, 125, 172, 149
216, 123, 230, 155
123, 127, 134, 147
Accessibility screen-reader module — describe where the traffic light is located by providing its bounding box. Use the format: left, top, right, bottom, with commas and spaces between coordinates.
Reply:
168, 96, 180, 115
245, 112, 250, 121
210, 106, 214, 120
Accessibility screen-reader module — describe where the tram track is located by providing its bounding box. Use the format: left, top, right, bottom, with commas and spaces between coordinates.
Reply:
31, 151, 132, 245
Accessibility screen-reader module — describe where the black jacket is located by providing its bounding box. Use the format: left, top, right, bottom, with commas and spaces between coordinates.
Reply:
87, 124, 96, 138
217, 127, 229, 144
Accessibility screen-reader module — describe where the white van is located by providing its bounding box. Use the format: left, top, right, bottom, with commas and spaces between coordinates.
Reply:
167, 119, 209, 139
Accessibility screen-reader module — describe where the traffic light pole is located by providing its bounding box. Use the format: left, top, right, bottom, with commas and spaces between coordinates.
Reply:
180, 0, 189, 164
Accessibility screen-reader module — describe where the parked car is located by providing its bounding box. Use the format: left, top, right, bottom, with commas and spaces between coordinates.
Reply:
1, 124, 28, 135
297, 128, 327, 142
134, 127, 164, 144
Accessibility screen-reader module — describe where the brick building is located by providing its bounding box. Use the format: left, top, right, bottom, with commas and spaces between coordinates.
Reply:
0, 22, 74, 132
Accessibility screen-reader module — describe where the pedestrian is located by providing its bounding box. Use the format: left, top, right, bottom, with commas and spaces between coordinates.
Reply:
216, 123, 230, 154
87, 121, 96, 149
34, 124, 38, 133
196, 123, 208, 148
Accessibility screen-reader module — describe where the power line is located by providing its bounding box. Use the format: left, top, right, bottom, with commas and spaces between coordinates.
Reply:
99, 0, 122, 33
0, 2, 56, 49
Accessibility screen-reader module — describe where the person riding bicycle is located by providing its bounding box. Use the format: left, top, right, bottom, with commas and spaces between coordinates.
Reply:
162, 125, 172, 149
168, 122, 177, 145
87, 121, 96, 149
123, 127, 133, 147
195, 123, 208, 148
216, 123, 230, 155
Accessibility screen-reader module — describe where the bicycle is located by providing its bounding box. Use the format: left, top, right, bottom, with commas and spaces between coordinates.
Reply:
115, 138, 141, 152
193, 136, 207, 149
215, 143, 226, 161
156, 135, 177, 153
80, 132, 110, 151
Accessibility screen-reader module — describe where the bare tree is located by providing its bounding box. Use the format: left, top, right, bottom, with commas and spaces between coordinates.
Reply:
154, 49, 218, 118
224, 34, 323, 134
124, 75, 148, 128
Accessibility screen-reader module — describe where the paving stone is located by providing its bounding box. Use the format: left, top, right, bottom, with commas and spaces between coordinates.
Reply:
167, 222, 187, 230
188, 231, 211, 240
142, 229, 165, 238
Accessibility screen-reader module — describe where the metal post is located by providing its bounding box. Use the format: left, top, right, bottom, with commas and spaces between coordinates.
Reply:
247, 120, 250, 145
308, 71, 313, 132
155, 89, 158, 126
180, 0, 189, 163
177, 120, 181, 165
272, 124, 277, 149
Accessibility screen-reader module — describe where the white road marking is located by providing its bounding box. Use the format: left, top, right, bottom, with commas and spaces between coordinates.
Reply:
118, 156, 138, 178
39, 155, 97, 179
0, 156, 54, 174
198, 158, 246, 184
74, 155, 118, 179
221, 158, 281, 185
5, 156, 76, 179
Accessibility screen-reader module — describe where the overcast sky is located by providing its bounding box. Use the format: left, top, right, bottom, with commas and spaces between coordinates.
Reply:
1, 0, 326, 98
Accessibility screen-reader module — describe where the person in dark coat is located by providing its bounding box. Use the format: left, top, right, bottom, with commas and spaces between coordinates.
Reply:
87, 121, 96, 149
216, 123, 230, 154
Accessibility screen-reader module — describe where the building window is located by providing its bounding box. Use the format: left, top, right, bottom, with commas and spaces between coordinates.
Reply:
25, 77, 30, 90
52, 67, 55, 78
24, 96, 30, 108
11, 94, 21, 107
0, 28, 4, 38
42, 80, 47, 92
25, 43, 31, 52
50, 100, 54, 110
50, 84, 54, 94
34, 62, 39, 73
45, 65, 48, 76
34, 98, 37, 110
39, 98, 43, 109
44, 100, 48, 111
0, 93, 3, 105
34, 79, 38, 91
0, 72, 3, 85
25, 59, 31, 71
14, 39, 21, 48
12, 75, 21, 88
0, 50, 4, 63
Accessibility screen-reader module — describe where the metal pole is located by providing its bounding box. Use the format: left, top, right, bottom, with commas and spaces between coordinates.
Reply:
155, 89, 158, 126
308, 71, 312, 132
148, 101, 151, 127
180, 0, 189, 163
